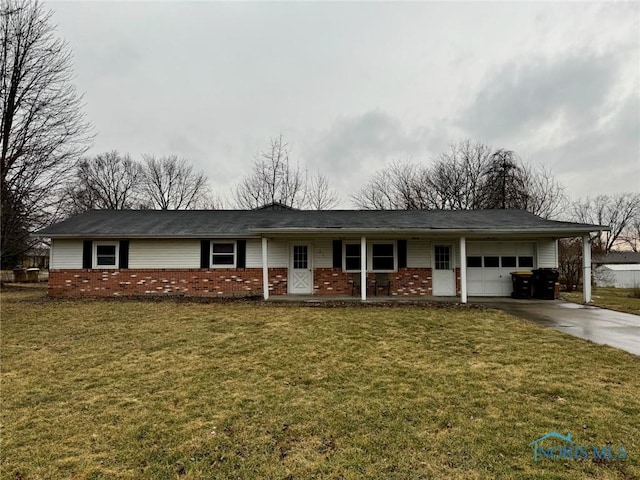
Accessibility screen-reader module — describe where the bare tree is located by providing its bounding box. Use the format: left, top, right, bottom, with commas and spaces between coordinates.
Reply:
351, 160, 420, 210
519, 163, 567, 219
352, 140, 566, 219
305, 172, 339, 210
426, 140, 491, 210
570, 193, 640, 253
1, 0, 92, 267
622, 219, 640, 252
352, 141, 493, 210
558, 237, 583, 292
140, 154, 211, 209
235, 135, 306, 209
65, 151, 141, 213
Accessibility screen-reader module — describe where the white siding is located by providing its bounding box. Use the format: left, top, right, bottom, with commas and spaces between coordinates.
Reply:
537, 239, 557, 268
50, 239, 83, 269
596, 265, 640, 288
245, 239, 263, 268
244, 239, 289, 268
407, 240, 431, 268
314, 239, 333, 268
268, 240, 289, 268
128, 239, 200, 268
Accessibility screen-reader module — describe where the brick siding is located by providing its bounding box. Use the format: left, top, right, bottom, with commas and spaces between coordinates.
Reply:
48, 267, 438, 298
48, 268, 287, 297
313, 268, 433, 296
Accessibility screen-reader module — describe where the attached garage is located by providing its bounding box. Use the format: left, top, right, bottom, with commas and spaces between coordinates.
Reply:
466, 242, 536, 296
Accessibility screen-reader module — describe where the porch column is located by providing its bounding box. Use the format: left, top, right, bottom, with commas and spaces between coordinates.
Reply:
262, 237, 269, 300
361, 236, 367, 301
460, 237, 467, 304
583, 234, 591, 303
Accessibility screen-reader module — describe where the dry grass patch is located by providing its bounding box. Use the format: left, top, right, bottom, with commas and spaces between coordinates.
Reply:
562, 286, 640, 315
2, 290, 639, 479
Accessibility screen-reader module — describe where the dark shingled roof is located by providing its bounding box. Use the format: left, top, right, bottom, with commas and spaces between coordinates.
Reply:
35, 209, 605, 238
593, 252, 640, 265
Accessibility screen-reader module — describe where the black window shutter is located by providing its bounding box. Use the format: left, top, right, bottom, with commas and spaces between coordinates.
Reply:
398, 240, 407, 268
200, 240, 210, 268
82, 240, 92, 269
236, 240, 246, 268
332, 240, 342, 268
119, 240, 129, 269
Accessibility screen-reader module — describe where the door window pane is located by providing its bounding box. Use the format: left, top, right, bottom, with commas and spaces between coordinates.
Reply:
435, 246, 450, 270
293, 245, 308, 269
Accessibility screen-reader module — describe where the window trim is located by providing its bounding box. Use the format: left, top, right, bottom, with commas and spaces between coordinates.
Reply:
93, 241, 119, 269
210, 240, 237, 268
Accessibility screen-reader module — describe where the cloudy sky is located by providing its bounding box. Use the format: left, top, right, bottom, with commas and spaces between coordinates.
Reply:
50, 1, 639, 207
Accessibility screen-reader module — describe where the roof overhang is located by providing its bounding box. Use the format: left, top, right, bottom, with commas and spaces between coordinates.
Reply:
36, 226, 603, 240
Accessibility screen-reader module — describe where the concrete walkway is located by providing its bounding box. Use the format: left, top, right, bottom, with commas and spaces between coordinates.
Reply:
486, 299, 640, 356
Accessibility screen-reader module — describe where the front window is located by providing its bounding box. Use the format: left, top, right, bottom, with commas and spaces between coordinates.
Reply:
344, 241, 396, 272
211, 242, 236, 267
94, 242, 118, 268
344, 243, 361, 271
371, 243, 395, 271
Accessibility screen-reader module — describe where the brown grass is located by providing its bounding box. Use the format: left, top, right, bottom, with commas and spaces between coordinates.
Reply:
2, 290, 639, 479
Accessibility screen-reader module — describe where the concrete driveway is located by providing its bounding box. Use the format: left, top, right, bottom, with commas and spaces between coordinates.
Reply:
482, 299, 640, 355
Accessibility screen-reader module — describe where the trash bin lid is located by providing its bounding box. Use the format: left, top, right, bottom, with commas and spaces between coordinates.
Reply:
510, 271, 533, 276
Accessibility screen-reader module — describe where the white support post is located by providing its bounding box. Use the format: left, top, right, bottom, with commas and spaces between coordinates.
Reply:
361, 236, 367, 301
460, 237, 467, 304
583, 234, 591, 303
262, 237, 269, 300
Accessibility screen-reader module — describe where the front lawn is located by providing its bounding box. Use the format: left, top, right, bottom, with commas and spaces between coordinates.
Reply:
561, 286, 640, 315
1, 290, 639, 479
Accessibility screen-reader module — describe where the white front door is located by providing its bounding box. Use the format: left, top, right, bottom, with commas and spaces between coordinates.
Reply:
289, 243, 313, 294
433, 244, 456, 296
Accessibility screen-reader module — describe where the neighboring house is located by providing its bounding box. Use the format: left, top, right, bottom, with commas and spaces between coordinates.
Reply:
22, 247, 50, 269
593, 252, 640, 288
35, 209, 603, 302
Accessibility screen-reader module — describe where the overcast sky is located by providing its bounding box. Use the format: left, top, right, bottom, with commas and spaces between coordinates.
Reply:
50, 1, 639, 207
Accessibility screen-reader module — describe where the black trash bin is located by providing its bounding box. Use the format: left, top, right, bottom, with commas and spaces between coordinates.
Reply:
510, 272, 533, 299
532, 269, 559, 300
13, 267, 27, 282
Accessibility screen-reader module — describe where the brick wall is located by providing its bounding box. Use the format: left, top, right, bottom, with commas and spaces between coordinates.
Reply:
312, 268, 433, 296
48, 268, 287, 297
49, 267, 441, 298
391, 268, 433, 296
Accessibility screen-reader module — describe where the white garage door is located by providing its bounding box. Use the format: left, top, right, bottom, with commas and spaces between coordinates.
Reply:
466, 242, 536, 296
